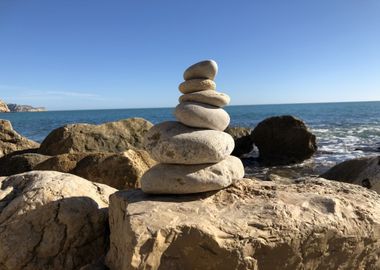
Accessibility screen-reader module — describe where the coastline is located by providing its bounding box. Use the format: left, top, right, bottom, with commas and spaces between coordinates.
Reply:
1, 103, 379, 269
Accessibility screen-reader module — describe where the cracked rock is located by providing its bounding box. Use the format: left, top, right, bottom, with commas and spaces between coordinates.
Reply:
0, 120, 39, 158
106, 178, 380, 270
38, 118, 153, 156
0, 171, 117, 270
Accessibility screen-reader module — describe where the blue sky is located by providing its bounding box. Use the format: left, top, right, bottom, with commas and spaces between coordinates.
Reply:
0, 0, 379, 110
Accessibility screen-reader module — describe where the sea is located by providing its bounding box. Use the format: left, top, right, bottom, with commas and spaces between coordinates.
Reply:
1, 101, 379, 177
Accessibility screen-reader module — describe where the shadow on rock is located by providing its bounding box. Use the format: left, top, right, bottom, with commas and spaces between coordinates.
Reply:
0, 195, 110, 270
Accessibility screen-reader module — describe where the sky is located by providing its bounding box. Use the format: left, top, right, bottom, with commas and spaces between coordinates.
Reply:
0, 0, 379, 110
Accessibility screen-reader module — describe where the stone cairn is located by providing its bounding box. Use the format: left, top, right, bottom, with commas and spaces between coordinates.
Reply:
141, 60, 244, 194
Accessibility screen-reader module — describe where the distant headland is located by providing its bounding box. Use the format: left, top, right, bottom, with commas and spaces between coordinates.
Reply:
0, 99, 46, 113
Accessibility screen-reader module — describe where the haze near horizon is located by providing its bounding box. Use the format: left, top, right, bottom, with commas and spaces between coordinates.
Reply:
0, 0, 379, 110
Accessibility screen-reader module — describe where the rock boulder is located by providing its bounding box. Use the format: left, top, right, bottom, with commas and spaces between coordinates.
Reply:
225, 126, 254, 157
72, 150, 156, 189
251, 115, 317, 165
38, 118, 153, 155
0, 100, 10, 113
0, 152, 50, 176
35, 150, 156, 189
0, 171, 117, 270
106, 178, 380, 270
321, 156, 380, 193
0, 119, 40, 158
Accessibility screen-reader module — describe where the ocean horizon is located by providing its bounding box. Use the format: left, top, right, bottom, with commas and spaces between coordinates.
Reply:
1, 100, 379, 174
19, 99, 380, 112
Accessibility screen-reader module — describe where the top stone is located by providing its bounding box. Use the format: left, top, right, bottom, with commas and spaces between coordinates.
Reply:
183, 60, 218, 81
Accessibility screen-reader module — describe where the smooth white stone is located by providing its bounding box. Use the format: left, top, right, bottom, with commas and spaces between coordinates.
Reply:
178, 79, 216, 94
144, 121, 234, 164
179, 90, 230, 107
175, 102, 230, 131
183, 60, 218, 80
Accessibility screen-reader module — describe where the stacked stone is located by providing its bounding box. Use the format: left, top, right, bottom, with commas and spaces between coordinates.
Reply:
141, 60, 244, 194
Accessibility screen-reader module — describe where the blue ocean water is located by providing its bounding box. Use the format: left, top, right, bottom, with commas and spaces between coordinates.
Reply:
1, 101, 379, 172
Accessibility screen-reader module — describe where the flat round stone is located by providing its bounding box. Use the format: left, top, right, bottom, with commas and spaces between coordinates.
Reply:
175, 102, 230, 131
178, 79, 216, 94
144, 121, 234, 164
183, 60, 218, 81
141, 155, 244, 194
179, 90, 230, 107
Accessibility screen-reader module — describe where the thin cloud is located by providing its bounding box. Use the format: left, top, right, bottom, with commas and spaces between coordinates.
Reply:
0, 86, 101, 100
45, 91, 100, 98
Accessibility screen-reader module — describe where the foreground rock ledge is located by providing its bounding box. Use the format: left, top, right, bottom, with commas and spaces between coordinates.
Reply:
0, 171, 117, 270
106, 178, 380, 270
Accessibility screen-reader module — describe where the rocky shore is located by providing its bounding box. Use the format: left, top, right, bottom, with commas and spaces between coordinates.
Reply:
0, 61, 379, 269
0, 100, 9, 113
7, 103, 46, 112
0, 99, 46, 112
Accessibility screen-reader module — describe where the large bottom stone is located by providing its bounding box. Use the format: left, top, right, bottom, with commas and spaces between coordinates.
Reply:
141, 155, 244, 194
106, 178, 380, 270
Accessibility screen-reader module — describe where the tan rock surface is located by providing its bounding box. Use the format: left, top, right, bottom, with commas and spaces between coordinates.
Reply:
141, 156, 244, 194
73, 150, 156, 189
178, 79, 216, 94
183, 60, 218, 80
38, 118, 153, 155
106, 177, 380, 270
0, 119, 40, 158
0, 171, 117, 270
144, 121, 234, 164
0, 100, 10, 113
35, 150, 156, 189
0, 120, 12, 130
35, 152, 89, 172
175, 102, 230, 131
321, 156, 380, 193
179, 90, 230, 107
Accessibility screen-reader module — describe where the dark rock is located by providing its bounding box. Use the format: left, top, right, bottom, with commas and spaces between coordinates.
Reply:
80, 257, 109, 270
0, 152, 50, 176
251, 115, 317, 165
225, 126, 254, 157
38, 118, 153, 155
321, 156, 380, 193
